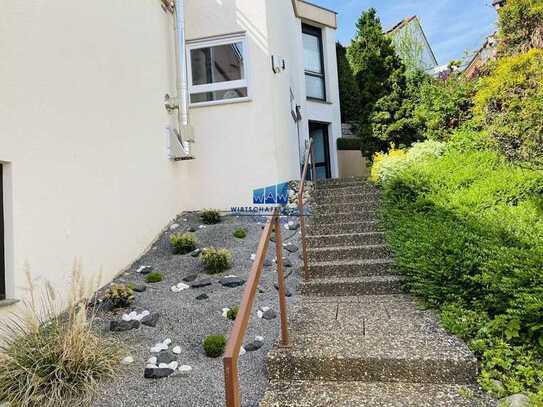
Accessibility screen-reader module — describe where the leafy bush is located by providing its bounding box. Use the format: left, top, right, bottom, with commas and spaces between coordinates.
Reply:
226, 306, 239, 321
0, 276, 123, 406
203, 335, 226, 358
103, 283, 134, 309
201, 248, 232, 274
200, 209, 221, 225
370, 140, 445, 185
473, 49, 543, 168
337, 137, 361, 151
145, 272, 163, 283
380, 135, 543, 397
415, 76, 476, 140
232, 228, 247, 239
497, 0, 543, 57
170, 233, 197, 255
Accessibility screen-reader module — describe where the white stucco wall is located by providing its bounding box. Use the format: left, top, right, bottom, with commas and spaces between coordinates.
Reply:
0, 0, 190, 316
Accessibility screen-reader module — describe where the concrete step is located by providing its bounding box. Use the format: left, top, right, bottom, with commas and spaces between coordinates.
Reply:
299, 275, 404, 296
307, 221, 382, 235
307, 232, 386, 248
314, 186, 380, 198
266, 297, 478, 384
314, 193, 379, 205
316, 177, 364, 187
313, 201, 380, 214
307, 258, 395, 278
315, 181, 366, 191
307, 244, 392, 263
260, 381, 494, 407
310, 211, 378, 224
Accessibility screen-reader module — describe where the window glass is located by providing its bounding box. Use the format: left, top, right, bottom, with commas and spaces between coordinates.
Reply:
303, 33, 322, 73
305, 74, 325, 100
190, 87, 248, 104
191, 42, 244, 86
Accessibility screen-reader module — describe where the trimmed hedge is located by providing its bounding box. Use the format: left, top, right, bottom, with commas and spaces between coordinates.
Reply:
337, 137, 361, 151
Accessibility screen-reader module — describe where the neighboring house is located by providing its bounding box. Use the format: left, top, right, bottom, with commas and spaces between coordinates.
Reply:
386, 16, 439, 73
463, 0, 504, 79
0, 0, 341, 314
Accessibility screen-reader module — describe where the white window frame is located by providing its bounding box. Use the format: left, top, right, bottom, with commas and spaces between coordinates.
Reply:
187, 33, 250, 107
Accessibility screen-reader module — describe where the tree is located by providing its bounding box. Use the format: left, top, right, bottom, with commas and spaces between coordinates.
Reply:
347, 8, 410, 159
336, 42, 361, 123
497, 0, 543, 57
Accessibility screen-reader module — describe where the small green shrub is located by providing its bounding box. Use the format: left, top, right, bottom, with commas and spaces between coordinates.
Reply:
201, 248, 232, 274
170, 233, 197, 255
103, 283, 134, 309
337, 137, 361, 151
145, 272, 163, 283
233, 228, 247, 239
203, 335, 226, 358
226, 306, 239, 321
200, 209, 221, 225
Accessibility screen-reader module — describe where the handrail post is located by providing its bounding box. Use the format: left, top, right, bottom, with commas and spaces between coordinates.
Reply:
224, 356, 240, 407
274, 214, 290, 347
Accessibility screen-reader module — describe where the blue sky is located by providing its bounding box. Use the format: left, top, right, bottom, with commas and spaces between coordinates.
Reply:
310, 0, 499, 64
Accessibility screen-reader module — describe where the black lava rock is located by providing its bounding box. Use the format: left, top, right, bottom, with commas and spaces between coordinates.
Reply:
96, 299, 114, 313
284, 244, 299, 253
110, 320, 140, 332
263, 258, 273, 267
190, 278, 212, 288
138, 266, 153, 275
190, 249, 202, 258
188, 227, 197, 233
219, 276, 246, 288
273, 282, 292, 297
245, 340, 264, 352
262, 309, 277, 320
182, 274, 199, 282
283, 258, 293, 268
141, 313, 160, 327
131, 284, 147, 293
196, 293, 209, 300
157, 350, 177, 364
144, 367, 174, 379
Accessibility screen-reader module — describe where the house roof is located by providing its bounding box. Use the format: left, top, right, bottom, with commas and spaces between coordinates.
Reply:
385, 16, 417, 35
386, 15, 438, 67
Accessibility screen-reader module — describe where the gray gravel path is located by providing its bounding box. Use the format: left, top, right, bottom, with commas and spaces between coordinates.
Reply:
91, 212, 301, 407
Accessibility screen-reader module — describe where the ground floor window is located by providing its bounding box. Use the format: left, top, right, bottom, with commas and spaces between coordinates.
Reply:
309, 122, 332, 180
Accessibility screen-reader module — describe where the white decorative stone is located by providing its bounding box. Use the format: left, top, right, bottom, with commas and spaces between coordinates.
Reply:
121, 314, 131, 322
163, 338, 172, 346
183, 218, 188, 222
255, 336, 264, 342
121, 356, 134, 365
172, 346, 181, 354
128, 311, 137, 320
147, 357, 157, 364
176, 283, 189, 290
158, 363, 169, 369
199, 225, 206, 229
222, 308, 230, 318
179, 365, 192, 376
250, 253, 256, 261
171, 286, 181, 293
239, 347, 246, 356
146, 363, 157, 369
170, 223, 180, 231
141, 310, 150, 317
257, 310, 264, 319
261, 306, 270, 312
168, 361, 179, 370
150, 347, 161, 353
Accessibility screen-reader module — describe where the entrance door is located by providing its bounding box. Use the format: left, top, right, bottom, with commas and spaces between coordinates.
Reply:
309, 122, 331, 180
0, 164, 5, 300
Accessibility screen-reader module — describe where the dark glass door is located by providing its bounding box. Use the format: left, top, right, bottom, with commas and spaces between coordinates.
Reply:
309, 122, 331, 179
0, 164, 5, 300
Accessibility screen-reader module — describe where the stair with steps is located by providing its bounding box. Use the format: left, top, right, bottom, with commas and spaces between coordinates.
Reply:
260, 178, 493, 406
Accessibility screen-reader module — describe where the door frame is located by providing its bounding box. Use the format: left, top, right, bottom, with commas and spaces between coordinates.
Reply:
308, 121, 332, 179
0, 163, 5, 300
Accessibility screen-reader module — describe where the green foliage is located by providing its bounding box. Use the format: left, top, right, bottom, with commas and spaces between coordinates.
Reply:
200, 209, 221, 225
497, 0, 543, 57
226, 306, 239, 321
203, 335, 226, 358
0, 287, 123, 406
201, 248, 232, 274
415, 76, 476, 140
369, 70, 428, 157
232, 228, 247, 239
337, 138, 361, 151
103, 283, 134, 309
474, 49, 543, 168
145, 272, 163, 283
336, 42, 361, 123
347, 8, 405, 153
380, 134, 543, 397
170, 233, 197, 254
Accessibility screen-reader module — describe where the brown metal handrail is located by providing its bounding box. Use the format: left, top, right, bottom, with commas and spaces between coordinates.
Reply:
223, 208, 289, 407
299, 139, 316, 281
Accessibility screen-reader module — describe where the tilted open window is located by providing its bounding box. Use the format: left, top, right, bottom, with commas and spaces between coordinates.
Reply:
187, 34, 249, 106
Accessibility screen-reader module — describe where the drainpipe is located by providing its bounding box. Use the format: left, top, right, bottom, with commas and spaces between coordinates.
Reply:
170, 0, 193, 158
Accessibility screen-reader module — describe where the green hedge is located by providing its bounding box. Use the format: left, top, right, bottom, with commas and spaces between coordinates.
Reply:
379, 136, 543, 401
337, 137, 361, 151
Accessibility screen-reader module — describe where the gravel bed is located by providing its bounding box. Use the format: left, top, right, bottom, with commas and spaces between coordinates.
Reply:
91, 211, 301, 407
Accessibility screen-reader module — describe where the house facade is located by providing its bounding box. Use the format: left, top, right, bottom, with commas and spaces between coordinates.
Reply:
0, 0, 341, 315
